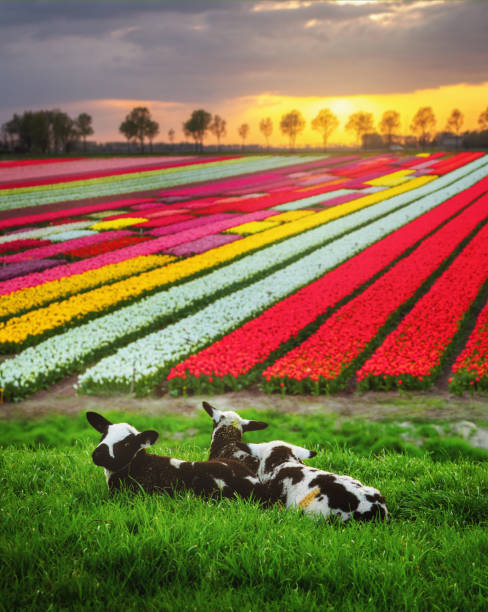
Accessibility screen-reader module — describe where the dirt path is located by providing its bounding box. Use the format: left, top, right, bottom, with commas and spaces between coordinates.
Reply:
1, 376, 487, 422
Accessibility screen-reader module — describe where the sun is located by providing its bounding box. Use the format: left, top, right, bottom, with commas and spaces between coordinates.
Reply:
327, 99, 356, 121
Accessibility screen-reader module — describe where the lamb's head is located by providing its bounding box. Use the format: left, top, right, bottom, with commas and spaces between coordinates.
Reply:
86, 411, 158, 472
247, 441, 317, 478
202, 401, 268, 440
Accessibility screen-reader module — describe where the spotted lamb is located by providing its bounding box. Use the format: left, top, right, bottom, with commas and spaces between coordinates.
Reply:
247, 440, 389, 522
202, 401, 268, 472
86, 411, 267, 502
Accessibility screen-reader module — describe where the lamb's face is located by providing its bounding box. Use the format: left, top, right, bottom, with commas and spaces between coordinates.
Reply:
86, 412, 158, 472
202, 401, 268, 434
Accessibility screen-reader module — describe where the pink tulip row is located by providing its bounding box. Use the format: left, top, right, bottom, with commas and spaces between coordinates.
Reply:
259, 185, 488, 393
357, 217, 488, 390
149, 213, 236, 237
168, 233, 241, 256
166, 176, 488, 392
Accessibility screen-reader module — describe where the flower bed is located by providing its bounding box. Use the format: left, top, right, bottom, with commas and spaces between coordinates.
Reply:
0, 169, 448, 348
79, 170, 488, 397
1, 153, 488, 400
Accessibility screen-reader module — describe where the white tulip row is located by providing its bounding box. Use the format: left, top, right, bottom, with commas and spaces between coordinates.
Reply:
77, 156, 488, 394
0, 220, 95, 244
1, 155, 486, 399
43, 229, 98, 243
0, 155, 324, 211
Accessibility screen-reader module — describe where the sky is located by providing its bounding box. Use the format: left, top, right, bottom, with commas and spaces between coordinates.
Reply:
1, 0, 487, 146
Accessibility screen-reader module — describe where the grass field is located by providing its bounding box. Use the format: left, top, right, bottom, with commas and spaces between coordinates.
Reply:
1, 408, 487, 611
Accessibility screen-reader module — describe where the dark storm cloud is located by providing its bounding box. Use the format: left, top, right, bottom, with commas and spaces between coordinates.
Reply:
0, 0, 487, 110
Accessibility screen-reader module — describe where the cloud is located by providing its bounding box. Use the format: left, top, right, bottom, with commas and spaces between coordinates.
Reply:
0, 0, 486, 113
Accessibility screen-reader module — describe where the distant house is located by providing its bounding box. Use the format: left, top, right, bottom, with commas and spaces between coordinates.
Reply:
437, 131, 463, 149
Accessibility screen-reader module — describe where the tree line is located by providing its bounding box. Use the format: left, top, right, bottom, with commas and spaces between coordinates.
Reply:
3, 104, 488, 154
2, 110, 94, 154
118, 104, 488, 152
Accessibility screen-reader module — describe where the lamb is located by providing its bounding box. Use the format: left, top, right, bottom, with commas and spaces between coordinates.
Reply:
202, 401, 268, 472
86, 411, 267, 502
247, 440, 389, 522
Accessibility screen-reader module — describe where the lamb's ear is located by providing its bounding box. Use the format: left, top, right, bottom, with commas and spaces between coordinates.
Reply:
291, 444, 317, 460
202, 401, 221, 422
137, 430, 159, 448
86, 411, 112, 433
242, 419, 268, 432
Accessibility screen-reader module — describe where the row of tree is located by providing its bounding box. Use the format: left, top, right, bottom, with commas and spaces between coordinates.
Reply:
3, 105, 488, 154
2, 110, 94, 154
118, 105, 488, 153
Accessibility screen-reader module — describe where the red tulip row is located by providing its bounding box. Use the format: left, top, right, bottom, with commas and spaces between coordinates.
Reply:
0, 238, 52, 255
166, 177, 488, 394
259, 190, 488, 394
449, 297, 488, 394
66, 235, 152, 259
357, 219, 488, 390
427, 152, 484, 176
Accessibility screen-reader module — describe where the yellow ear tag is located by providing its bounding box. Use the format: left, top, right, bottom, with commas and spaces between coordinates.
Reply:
298, 487, 321, 509
232, 418, 240, 429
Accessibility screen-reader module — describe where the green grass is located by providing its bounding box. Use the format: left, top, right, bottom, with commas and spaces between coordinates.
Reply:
1, 410, 487, 611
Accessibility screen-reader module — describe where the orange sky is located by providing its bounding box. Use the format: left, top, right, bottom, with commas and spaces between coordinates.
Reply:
64, 81, 488, 147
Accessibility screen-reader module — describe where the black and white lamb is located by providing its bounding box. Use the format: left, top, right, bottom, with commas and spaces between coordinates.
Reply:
202, 401, 268, 472
247, 440, 389, 522
86, 411, 267, 502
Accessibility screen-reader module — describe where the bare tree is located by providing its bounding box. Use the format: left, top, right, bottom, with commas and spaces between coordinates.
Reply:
345, 111, 374, 148
311, 108, 339, 152
379, 110, 401, 148
478, 106, 488, 131
259, 117, 273, 150
210, 114, 227, 151
238, 123, 250, 150
410, 106, 436, 150
280, 110, 306, 150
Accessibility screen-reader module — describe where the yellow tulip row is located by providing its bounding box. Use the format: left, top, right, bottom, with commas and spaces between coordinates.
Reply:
0, 175, 435, 348
89, 218, 148, 231
0, 255, 174, 320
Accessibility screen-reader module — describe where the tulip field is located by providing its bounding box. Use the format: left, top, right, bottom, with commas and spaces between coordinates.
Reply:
1, 151, 488, 401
